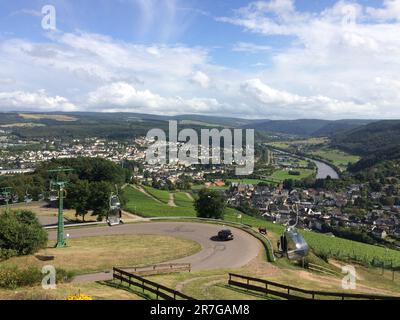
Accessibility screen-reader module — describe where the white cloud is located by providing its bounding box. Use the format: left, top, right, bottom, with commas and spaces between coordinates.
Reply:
241, 79, 377, 118
367, 0, 400, 21
191, 71, 210, 88
87, 81, 221, 114
217, 0, 400, 119
233, 42, 271, 53
0, 89, 77, 111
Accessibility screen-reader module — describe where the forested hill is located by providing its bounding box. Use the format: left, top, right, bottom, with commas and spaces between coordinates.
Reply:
244, 119, 374, 137
331, 120, 400, 171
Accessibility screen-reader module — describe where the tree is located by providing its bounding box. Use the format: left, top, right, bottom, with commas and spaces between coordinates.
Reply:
194, 189, 226, 219
67, 180, 91, 222
88, 181, 113, 220
0, 210, 47, 257
283, 179, 295, 191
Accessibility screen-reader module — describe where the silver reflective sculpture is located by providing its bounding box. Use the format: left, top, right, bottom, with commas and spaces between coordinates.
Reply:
107, 185, 122, 226
281, 204, 309, 260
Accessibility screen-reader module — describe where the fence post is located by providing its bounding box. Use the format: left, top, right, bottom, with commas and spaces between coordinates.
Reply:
142, 279, 145, 293
156, 286, 159, 300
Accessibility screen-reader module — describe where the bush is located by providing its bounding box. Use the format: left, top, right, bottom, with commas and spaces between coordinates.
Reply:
0, 210, 48, 257
0, 266, 74, 289
0, 248, 18, 261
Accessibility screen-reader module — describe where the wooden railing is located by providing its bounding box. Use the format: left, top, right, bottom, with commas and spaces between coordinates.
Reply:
116, 263, 191, 276
113, 267, 195, 300
228, 273, 400, 300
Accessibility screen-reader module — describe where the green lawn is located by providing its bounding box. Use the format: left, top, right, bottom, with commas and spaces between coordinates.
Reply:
124, 185, 239, 218
142, 186, 171, 203
226, 178, 269, 185
311, 148, 360, 170
173, 192, 194, 208
269, 169, 315, 181
124, 186, 196, 217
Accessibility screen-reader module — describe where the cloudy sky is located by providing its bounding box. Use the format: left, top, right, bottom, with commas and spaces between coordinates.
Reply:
0, 0, 399, 119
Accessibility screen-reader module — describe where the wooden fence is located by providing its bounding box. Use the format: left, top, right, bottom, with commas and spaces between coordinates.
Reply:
228, 273, 400, 300
117, 263, 191, 276
113, 267, 195, 300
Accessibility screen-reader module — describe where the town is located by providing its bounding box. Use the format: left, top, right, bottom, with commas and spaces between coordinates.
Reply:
1, 126, 400, 248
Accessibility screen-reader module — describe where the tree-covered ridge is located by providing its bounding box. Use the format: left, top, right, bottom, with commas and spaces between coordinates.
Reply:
332, 120, 400, 171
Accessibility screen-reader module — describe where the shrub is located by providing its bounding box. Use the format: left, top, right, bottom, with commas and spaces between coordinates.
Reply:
0, 210, 48, 257
0, 266, 74, 289
0, 248, 18, 261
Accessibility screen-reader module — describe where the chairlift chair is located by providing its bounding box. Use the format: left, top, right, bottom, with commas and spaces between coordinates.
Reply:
24, 190, 33, 203
12, 194, 19, 204
48, 181, 59, 202
279, 204, 309, 261
107, 191, 122, 226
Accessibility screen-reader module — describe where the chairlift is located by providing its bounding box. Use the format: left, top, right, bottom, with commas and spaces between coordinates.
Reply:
279, 204, 309, 261
12, 194, 19, 204
107, 186, 122, 226
48, 181, 59, 202
24, 189, 33, 203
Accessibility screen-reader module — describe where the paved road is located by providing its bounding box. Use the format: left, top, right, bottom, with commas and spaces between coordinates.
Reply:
47, 222, 263, 283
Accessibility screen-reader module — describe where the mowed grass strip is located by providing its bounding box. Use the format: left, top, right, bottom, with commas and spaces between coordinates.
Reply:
173, 192, 195, 208
124, 186, 196, 217
269, 169, 315, 181
0, 235, 201, 274
142, 186, 171, 204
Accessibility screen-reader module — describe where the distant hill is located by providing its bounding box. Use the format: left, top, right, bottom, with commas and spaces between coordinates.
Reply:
244, 119, 374, 137
332, 120, 400, 170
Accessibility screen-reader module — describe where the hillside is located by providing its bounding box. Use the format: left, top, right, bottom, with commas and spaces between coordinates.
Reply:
244, 119, 374, 137
331, 120, 400, 170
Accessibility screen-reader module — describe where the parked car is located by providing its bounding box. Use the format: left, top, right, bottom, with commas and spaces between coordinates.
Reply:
217, 229, 234, 241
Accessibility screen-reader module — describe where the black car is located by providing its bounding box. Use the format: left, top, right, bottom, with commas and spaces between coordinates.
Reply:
217, 229, 234, 241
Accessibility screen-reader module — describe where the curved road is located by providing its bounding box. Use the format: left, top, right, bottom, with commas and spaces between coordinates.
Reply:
47, 222, 263, 283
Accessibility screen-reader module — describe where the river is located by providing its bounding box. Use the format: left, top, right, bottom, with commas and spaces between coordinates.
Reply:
270, 147, 339, 180
306, 158, 339, 180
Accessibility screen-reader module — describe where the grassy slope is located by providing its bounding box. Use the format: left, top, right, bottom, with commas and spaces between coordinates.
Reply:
124, 185, 400, 267
0, 235, 201, 274
142, 186, 171, 204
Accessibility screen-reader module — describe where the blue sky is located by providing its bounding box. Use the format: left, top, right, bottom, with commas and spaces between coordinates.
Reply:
0, 0, 399, 119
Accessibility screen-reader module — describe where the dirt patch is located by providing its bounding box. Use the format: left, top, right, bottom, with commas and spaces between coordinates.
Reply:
168, 193, 177, 207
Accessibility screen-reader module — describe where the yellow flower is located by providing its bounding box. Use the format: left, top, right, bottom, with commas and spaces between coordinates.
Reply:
67, 292, 93, 300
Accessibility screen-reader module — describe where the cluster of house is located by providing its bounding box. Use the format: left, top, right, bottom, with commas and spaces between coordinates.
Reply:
226, 183, 400, 241
0, 135, 142, 170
